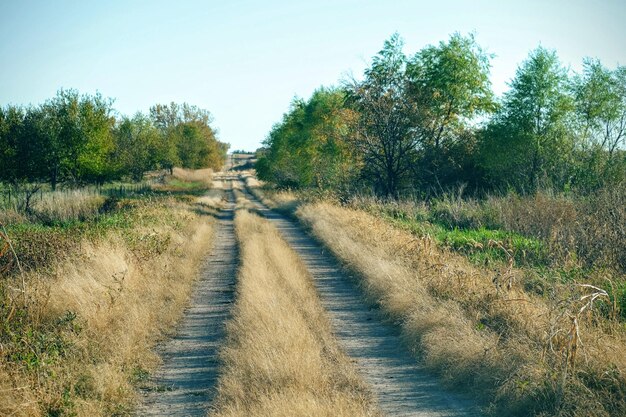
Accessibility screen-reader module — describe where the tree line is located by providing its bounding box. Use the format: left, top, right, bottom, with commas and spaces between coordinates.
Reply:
256, 33, 626, 197
0, 90, 228, 189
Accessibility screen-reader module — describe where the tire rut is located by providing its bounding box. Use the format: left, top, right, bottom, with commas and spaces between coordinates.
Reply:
242, 186, 481, 417
136, 183, 237, 416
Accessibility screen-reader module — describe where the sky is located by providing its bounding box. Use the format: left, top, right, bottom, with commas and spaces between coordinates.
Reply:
1, 0, 625, 151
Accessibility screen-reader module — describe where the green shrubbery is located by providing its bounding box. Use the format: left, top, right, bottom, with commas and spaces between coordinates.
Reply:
257, 34, 626, 198
0, 91, 228, 191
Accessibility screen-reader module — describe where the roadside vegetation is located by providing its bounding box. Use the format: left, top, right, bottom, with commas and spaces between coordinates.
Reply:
256, 34, 625, 199
0, 91, 228, 197
285, 199, 625, 417
254, 31, 626, 417
0, 169, 219, 416
210, 209, 380, 417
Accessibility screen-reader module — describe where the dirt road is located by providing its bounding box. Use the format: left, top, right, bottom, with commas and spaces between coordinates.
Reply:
138, 174, 479, 416
137, 184, 237, 416
241, 186, 479, 417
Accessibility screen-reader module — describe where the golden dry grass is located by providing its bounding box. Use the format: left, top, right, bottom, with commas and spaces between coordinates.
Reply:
0, 200, 215, 416
31, 189, 106, 223
296, 202, 626, 416
240, 174, 298, 213
196, 181, 228, 211
172, 167, 214, 184
209, 210, 380, 417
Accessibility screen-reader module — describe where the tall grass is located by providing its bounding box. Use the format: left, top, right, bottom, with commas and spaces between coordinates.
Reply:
296, 202, 626, 416
210, 210, 380, 417
172, 167, 213, 184
31, 189, 106, 224
0, 197, 215, 416
349, 186, 626, 274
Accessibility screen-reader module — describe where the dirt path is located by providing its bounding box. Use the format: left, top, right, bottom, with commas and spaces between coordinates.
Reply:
242, 186, 480, 417
137, 181, 237, 416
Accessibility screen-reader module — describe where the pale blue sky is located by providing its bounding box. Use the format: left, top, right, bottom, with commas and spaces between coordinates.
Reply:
1, 0, 625, 151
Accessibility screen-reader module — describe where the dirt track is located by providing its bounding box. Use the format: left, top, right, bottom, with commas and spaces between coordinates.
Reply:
138, 174, 479, 416
137, 183, 237, 416
241, 186, 479, 417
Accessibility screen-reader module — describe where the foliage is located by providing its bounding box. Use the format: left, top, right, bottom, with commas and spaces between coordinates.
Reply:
259, 34, 626, 198
344, 34, 418, 197
0, 92, 228, 190
256, 88, 358, 190
406, 32, 495, 190
478, 48, 575, 192
570, 59, 626, 191
149, 102, 228, 171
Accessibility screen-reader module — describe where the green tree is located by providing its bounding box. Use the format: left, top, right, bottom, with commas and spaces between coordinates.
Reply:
150, 102, 227, 171
571, 59, 626, 189
113, 114, 160, 181
257, 88, 358, 190
35, 90, 115, 188
0, 106, 27, 184
479, 47, 574, 192
346, 34, 417, 197
406, 33, 495, 189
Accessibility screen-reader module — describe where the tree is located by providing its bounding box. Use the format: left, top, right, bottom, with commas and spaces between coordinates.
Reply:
406, 33, 495, 189
113, 114, 160, 181
0, 106, 28, 184
34, 90, 115, 188
478, 47, 574, 192
256, 88, 358, 189
346, 34, 417, 197
150, 102, 227, 172
571, 59, 626, 189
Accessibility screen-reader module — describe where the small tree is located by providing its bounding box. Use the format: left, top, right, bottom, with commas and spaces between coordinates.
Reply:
406, 33, 495, 189
113, 114, 160, 181
571, 59, 626, 190
479, 47, 574, 192
347, 34, 417, 198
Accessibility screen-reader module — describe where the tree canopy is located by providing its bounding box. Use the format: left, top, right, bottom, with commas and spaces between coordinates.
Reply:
257, 34, 626, 198
0, 91, 228, 188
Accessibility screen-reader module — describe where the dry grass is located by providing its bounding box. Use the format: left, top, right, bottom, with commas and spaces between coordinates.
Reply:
240, 173, 298, 213
209, 210, 380, 417
0, 199, 215, 416
196, 180, 228, 212
231, 180, 256, 211
172, 167, 213, 184
296, 202, 626, 416
31, 189, 106, 224
487, 188, 626, 272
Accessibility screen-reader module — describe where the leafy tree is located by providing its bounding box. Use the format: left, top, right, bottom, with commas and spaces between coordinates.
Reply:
34, 90, 115, 188
0, 106, 28, 184
406, 33, 495, 189
478, 47, 574, 192
150, 102, 227, 172
346, 34, 417, 197
571, 59, 626, 189
113, 114, 160, 181
257, 88, 358, 190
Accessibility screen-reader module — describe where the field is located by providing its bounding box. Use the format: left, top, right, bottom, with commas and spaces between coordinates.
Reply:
2, 164, 625, 417
0, 169, 217, 416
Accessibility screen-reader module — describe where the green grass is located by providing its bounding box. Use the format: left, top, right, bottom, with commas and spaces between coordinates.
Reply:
379, 211, 549, 268
2, 193, 186, 274
163, 179, 208, 192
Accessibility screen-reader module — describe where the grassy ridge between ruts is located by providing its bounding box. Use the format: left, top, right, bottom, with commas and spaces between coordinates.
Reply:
209, 209, 380, 417
0, 170, 216, 416
295, 202, 626, 417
